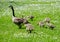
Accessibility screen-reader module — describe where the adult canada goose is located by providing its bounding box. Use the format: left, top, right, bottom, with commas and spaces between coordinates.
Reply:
9, 5, 24, 28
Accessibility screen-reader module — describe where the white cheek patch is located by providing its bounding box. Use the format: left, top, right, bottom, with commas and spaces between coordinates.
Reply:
12, 17, 16, 22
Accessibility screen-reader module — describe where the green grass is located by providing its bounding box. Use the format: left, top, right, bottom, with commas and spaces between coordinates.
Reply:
0, 0, 60, 42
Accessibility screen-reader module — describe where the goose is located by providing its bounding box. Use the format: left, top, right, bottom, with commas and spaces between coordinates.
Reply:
21, 15, 29, 24
27, 15, 34, 21
44, 17, 50, 23
38, 21, 45, 27
44, 17, 55, 29
24, 23, 34, 33
46, 22, 55, 30
9, 5, 24, 28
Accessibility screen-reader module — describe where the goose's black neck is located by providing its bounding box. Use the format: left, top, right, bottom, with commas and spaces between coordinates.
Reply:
10, 5, 15, 17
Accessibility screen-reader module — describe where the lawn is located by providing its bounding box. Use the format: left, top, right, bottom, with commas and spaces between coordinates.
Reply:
0, 0, 60, 42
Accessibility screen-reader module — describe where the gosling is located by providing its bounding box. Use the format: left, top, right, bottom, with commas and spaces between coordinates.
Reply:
46, 23, 55, 30
28, 15, 34, 21
25, 23, 34, 33
44, 17, 50, 23
38, 21, 45, 27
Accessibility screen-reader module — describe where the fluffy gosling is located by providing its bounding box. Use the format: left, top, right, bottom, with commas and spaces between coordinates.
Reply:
38, 21, 45, 27
28, 15, 34, 21
44, 17, 50, 23
25, 23, 34, 33
46, 23, 55, 30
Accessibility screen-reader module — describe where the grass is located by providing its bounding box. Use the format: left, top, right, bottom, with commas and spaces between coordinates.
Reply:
0, 0, 60, 42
